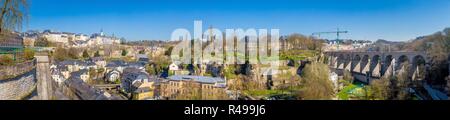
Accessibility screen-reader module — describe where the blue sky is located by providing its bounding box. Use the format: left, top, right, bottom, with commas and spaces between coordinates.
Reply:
27, 0, 450, 41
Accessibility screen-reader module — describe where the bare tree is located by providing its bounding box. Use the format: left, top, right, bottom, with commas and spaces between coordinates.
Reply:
298, 62, 334, 100
176, 80, 201, 100
0, 0, 28, 33
369, 77, 391, 100
395, 63, 412, 100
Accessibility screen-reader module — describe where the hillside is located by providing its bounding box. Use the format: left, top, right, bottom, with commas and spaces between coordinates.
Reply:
402, 28, 450, 87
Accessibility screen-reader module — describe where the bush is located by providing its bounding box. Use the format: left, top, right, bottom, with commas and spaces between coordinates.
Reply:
114, 79, 121, 84
121, 49, 128, 56
0, 55, 14, 65
224, 66, 237, 79
164, 46, 173, 56
53, 47, 68, 61
139, 50, 145, 54
23, 48, 35, 60
94, 51, 100, 57
82, 50, 90, 58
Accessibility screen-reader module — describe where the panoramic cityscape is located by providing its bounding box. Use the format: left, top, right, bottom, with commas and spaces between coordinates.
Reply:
0, 0, 450, 101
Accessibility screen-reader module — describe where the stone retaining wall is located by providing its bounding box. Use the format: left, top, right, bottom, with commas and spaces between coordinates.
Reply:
0, 67, 37, 100
0, 59, 36, 80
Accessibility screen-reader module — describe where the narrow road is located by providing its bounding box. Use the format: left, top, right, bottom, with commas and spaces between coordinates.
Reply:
35, 55, 52, 100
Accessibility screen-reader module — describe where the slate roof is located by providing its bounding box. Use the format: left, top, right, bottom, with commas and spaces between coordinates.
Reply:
167, 75, 225, 84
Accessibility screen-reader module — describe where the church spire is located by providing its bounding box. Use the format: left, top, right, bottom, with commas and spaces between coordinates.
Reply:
100, 28, 104, 36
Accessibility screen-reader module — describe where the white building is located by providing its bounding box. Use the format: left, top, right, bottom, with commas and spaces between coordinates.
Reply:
169, 63, 179, 71
75, 34, 89, 41
88, 31, 121, 46
89, 57, 107, 68
71, 40, 88, 48
71, 69, 90, 82
51, 69, 66, 85
106, 70, 121, 83
352, 40, 373, 49
43, 33, 69, 43
121, 68, 152, 93
329, 72, 339, 91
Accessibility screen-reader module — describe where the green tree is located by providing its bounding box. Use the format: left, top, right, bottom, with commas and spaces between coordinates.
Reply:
223, 66, 237, 79
94, 50, 100, 57
0, 0, 28, 33
151, 55, 170, 75
23, 47, 34, 60
121, 49, 128, 56
139, 50, 145, 54
164, 46, 174, 56
145, 64, 157, 75
82, 50, 90, 58
298, 62, 334, 100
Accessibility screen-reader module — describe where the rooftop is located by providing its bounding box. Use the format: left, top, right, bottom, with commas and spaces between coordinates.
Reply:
106, 60, 127, 67
71, 69, 88, 76
89, 57, 105, 62
167, 75, 225, 84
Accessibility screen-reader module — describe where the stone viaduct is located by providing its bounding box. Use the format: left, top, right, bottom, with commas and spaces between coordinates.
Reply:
324, 51, 431, 83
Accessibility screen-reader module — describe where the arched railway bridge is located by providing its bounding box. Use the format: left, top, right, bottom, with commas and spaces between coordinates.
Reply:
324, 51, 431, 83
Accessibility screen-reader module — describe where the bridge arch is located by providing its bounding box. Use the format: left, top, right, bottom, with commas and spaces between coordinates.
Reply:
345, 54, 352, 68
337, 54, 346, 69
381, 55, 393, 76
352, 54, 361, 72
411, 55, 426, 82
360, 55, 370, 73
329, 54, 338, 67
370, 55, 381, 76
397, 55, 410, 70
324, 51, 430, 84
395, 55, 412, 81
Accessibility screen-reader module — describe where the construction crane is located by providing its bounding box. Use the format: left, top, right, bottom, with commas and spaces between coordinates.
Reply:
312, 28, 348, 50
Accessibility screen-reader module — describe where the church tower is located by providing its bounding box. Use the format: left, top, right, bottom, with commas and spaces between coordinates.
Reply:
100, 28, 104, 36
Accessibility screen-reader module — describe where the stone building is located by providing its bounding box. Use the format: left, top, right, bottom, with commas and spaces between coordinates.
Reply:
160, 75, 227, 100
0, 32, 23, 47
